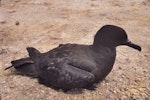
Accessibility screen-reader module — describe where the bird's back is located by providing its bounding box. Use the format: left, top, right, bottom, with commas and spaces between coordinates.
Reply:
37, 44, 116, 84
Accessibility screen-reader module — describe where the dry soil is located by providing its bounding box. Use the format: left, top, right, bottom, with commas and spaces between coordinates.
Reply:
0, 0, 150, 100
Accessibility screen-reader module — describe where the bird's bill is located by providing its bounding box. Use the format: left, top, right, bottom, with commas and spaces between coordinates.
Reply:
125, 40, 141, 51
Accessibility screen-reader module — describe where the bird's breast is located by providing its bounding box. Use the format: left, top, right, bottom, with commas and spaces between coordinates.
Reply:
91, 47, 116, 82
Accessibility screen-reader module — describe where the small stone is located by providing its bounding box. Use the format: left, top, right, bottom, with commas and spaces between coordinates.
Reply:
126, 91, 131, 97
0, 21, 6, 24
0, 49, 7, 54
134, 79, 139, 83
129, 88, 140, 95
144, 54, 148, 57
15, 21, 19, 25
8, 10, 16, 13
120, 95, 128, 100
139, 83, 147, 88
105, 82, 109, 85
121, 75, 125, 78
15, 0, 20, 2
130, 95, 140, 100
138, 88, 144, 92
10, 4, 15, 7
113, 90, 117, 93
116, 88, 120, 93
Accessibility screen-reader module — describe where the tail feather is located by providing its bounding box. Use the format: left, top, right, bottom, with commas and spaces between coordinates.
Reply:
5, 66, 13, 70
5, 57, 38, 78
11, 57, 34, 68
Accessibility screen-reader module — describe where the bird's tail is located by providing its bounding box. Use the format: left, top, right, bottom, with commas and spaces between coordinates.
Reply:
5, 47, 41, 78
5, 47, 41, 77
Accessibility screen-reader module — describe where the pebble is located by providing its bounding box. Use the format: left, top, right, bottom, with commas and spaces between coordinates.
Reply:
130, 95, 141, 100
10, 4, 15, 7
0, 21, 6, 24
8, 10, 16, 13
125, 91, 131, 97
15, 21, 19, 25
15, 0, 20, 2
119, 95, 128, 100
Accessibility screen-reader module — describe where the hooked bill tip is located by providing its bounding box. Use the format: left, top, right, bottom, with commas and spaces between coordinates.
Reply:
125, 41, 142, 52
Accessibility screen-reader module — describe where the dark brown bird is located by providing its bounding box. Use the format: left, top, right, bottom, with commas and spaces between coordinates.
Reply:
5, 25, 141, 91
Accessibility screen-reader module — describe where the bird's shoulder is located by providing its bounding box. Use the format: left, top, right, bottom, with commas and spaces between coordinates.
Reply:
46, 43, 89, 58
41, 43, 94, 70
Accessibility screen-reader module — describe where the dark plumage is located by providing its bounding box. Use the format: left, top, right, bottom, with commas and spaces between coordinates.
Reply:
5, 25, 141, 91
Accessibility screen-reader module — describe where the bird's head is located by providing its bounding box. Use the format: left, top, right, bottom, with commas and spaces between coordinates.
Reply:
93, 25, 141, 51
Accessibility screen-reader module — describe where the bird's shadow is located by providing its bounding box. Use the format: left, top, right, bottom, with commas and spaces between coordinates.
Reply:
38, 80, 85, 94
64, 89, 84, 94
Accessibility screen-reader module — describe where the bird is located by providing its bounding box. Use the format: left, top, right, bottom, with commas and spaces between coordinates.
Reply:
5, 25, 141, 91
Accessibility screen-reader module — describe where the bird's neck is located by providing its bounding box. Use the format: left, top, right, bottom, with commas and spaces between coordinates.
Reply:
92, 41, 116, 53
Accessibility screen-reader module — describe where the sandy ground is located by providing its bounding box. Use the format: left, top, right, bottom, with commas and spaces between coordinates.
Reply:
0, 0, 150, 100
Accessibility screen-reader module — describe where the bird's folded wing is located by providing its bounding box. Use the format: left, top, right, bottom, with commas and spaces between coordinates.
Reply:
40, 63, 95, 88
68, 59, 97, 73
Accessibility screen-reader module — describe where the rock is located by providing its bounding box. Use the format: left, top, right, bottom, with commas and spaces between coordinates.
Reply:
0, 21, 6, 24
10, 4, 15, 7
15, 21, 19, 25
119, 95, 128, 100
129, 88, 140, 95
8, 10, 16, 13
118, 67, 122, 69
126, 91, 131, 97
15, 0, 20, 2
